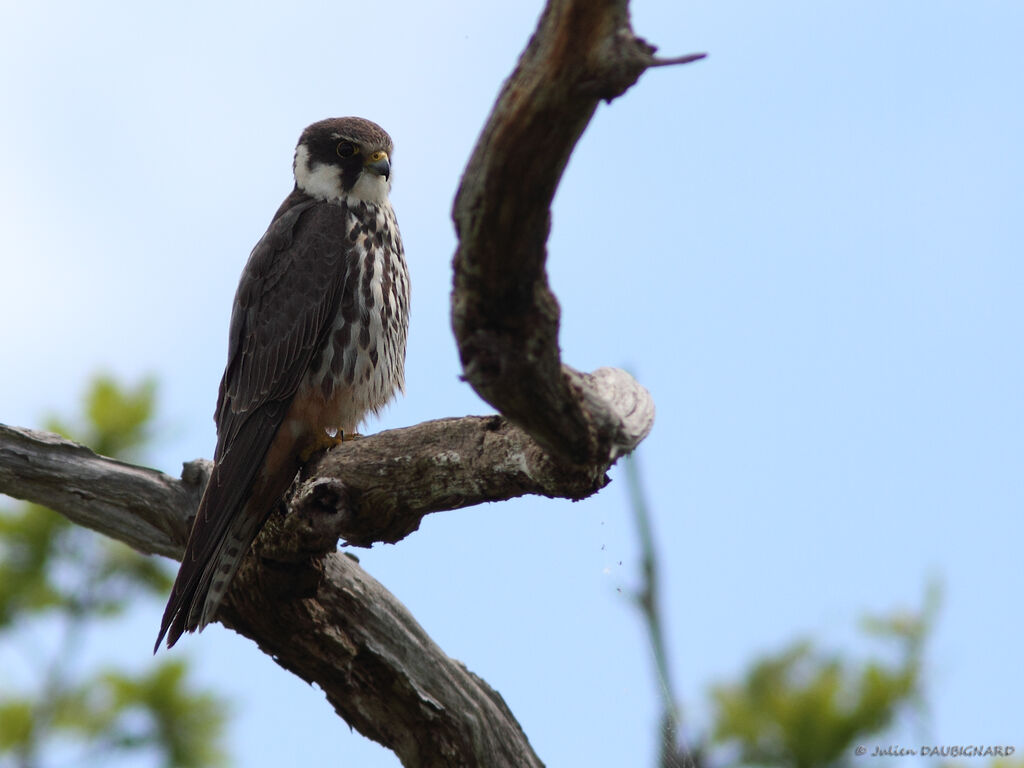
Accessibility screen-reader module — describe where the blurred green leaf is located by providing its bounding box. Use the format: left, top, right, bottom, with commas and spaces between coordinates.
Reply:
709, 591, 935, 768
0, 700, 33, 751
0, 374, 229, 767
0, 504, 69, 626
46, 373, 157, 460
48, 661, 229, 768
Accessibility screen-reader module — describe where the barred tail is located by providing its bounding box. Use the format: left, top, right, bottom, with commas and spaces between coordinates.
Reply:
154, 420, 302, 651
158, 498, 266, 650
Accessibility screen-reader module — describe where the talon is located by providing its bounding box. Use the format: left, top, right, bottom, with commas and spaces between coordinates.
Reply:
299, 431, 346, 462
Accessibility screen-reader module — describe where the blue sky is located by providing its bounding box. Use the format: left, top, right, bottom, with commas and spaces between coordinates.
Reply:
2, 1, 1022, 765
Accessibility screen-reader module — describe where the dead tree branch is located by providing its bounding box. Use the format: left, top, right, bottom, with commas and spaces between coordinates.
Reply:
452, 0, 701, 467
1, 0, 703, 765
0, 420, 547, 767
0, 424, 199, 560
0, 416, 609, 558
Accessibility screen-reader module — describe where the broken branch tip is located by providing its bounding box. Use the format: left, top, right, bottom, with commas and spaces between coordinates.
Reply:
649, 51, 708, 69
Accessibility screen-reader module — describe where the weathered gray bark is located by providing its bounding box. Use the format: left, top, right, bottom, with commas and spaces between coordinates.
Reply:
0, 420, 549, 767
452, 0, 700, 468
0, 417, 612, 560
0, 1, 702, 765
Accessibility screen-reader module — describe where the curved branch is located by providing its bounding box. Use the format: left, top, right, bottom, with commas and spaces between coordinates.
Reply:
451, 0, 700, 466
0, 419, 547, 767
2, 0, 700, 765
0, 415, 611, 556
221, 552, 542, 768
292, 414, 607, 548
0, 413, 614, 765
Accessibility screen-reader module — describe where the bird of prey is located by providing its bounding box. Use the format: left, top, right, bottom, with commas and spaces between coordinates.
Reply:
155, 117, 409, 650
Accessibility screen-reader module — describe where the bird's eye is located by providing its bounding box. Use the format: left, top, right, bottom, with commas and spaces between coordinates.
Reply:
336, 141, 358, 158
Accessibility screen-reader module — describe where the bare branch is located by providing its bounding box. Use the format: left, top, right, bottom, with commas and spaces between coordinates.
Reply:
220, 551, 543, 768
0, 423, 198, 559
451, 0, 700, 466
0, 413, 610, 765
292, 414, 608, 547
2, 0, 701, 764
0, 416, 611, 556
0, 419, 547, 767
649, 52, 708, 69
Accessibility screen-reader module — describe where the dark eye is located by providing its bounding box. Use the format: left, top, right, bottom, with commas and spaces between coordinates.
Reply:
336, 141, 358, 158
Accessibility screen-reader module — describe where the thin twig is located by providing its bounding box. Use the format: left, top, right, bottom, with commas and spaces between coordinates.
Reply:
624, 453, 702, 768
649, 52, 708, 68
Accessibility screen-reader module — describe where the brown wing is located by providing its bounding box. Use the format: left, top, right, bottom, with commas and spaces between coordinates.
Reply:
155, 195, 353, 650
217, 198, 343, 451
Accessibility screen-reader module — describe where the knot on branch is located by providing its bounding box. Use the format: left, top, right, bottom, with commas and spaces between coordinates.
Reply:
576, 28, 657, 101
181, 458, 212, 493
582, 30, 707, 102
276, 477, 354, 555
286, 474, 420, 551
568, 366, 656, 460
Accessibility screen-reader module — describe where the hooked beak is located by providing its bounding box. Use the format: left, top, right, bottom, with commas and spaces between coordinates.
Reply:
364, 150, 390, 181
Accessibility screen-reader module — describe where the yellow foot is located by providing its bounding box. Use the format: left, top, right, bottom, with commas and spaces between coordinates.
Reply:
299, 431, 347, 462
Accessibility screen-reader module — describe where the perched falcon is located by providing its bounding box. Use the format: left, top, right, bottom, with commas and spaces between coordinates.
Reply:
155, 117, 409, 650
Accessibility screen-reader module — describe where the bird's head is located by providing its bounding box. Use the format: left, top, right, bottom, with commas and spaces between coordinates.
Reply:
293, 117, 394, 204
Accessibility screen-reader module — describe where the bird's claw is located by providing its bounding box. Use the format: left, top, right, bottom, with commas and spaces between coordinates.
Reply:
299, 430, 355, 462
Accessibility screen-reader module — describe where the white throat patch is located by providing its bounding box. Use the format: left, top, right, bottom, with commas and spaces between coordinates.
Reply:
347, 171, 391, 204
293, 143, 391, 204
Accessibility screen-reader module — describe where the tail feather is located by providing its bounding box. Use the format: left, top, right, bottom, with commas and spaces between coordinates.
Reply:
154, 461, 258, 651
155, 413, 302, 652
172, 501, 266, 646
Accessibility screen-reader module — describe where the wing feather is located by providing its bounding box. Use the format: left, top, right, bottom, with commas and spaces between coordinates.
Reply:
216, 200, 353, 446
156, 196, 355, 649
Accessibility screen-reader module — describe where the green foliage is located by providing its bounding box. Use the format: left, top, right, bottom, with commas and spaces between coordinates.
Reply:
49, 661, 227, 768
623, 453, 1013, 768
0, 378, 169, 628
707, 588, 938, 768
0, 376, 228, 768
0, 701, 33, 752
47, 373, 157, 461
0, 504, 69, 627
